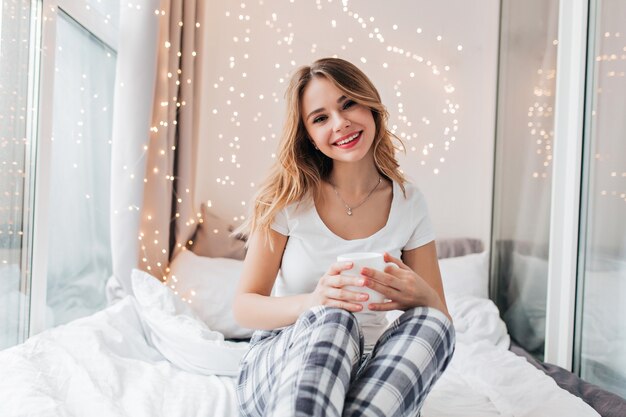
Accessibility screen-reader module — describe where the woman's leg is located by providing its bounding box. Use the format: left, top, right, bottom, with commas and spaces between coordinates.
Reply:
237, 306, 363, 417
342, 307, 455, 417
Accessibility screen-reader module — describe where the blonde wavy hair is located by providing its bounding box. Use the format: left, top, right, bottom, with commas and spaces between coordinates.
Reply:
240, 57, 407, 247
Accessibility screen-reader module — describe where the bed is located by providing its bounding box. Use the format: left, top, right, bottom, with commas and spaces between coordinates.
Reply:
0, 234, 605, 417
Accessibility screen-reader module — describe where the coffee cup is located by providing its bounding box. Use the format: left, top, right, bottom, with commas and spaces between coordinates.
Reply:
337, 252, 397, 310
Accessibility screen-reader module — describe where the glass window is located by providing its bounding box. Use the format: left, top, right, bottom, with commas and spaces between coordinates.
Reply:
84, 0, 120, 31
45, 10, 116, 326
576, 0, 626, 399
491, 0, 559, 360
0, 0, 35, 350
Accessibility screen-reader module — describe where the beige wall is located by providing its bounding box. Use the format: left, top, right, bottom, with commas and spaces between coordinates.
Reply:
195, 1, 500, 245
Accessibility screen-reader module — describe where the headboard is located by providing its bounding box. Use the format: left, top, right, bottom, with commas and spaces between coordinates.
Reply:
436, 238, 484, 259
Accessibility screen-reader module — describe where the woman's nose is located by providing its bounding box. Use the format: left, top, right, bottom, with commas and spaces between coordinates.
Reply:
333, 115, 351, 131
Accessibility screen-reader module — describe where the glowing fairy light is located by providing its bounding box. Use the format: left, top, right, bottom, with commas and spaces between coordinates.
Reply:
130, 0, 489, 285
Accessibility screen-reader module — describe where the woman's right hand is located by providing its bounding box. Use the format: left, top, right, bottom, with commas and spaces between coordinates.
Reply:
306, 261, 369, 313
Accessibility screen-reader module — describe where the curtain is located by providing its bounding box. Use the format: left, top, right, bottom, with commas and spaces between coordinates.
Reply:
108, 0, 202, 297
140, 0, 201, 280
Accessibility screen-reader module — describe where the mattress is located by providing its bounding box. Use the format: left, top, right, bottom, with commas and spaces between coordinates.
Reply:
0, 293, 599, 417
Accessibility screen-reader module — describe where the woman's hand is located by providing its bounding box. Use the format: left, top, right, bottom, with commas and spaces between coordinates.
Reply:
361, 252, 445, 312
306, 261, 369, 313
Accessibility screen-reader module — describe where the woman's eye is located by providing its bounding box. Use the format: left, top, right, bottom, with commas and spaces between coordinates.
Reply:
343, 100, 356, 110
313, 115, 327, 123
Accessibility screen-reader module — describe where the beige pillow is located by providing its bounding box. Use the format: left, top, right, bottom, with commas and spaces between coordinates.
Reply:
190, 204, 247, 260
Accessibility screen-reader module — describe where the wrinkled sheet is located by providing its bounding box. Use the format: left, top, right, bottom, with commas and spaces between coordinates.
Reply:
422, 295, 600, 417
0, 295, 600, 417
0, 298, 238, 417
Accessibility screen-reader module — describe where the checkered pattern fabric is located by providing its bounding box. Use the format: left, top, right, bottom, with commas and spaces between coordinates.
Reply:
237, 306, 455, 417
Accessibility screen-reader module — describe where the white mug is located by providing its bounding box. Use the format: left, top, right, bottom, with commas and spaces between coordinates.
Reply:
337, 252, 397, 311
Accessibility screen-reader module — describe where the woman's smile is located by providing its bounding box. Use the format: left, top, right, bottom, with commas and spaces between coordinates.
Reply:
333, 131, 362, 148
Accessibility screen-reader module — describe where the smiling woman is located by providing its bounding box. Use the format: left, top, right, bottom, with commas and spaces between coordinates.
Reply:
302, 77, 376, 163
233, 57, 453, 417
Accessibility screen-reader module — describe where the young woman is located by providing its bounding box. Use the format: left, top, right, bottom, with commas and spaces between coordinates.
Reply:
233, 57, 455, 417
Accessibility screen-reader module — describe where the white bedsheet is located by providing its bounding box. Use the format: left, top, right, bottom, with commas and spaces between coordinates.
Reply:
423, 295, 599, 417
0, 294, 599, 417
0, 298, 238, 417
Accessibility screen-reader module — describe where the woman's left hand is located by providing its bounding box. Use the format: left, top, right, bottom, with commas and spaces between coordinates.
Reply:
361, 252, 443, 312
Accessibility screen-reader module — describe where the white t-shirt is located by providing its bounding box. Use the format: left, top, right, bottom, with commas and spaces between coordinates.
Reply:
270, 180, 435, 352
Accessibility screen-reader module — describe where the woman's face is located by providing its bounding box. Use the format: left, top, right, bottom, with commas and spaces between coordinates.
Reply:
301, 76, 376, 164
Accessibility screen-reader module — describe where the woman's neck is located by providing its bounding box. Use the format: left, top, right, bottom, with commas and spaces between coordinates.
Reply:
327, 159, 381, 196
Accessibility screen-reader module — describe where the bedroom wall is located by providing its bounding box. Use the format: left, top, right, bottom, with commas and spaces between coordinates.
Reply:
194, 0, 500, 245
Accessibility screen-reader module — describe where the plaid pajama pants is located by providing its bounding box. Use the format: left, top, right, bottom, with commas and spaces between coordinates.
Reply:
236, 305, 455, 417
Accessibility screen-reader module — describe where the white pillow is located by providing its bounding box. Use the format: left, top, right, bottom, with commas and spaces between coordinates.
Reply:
130, 268, 248, 376
438, 251, 489, 299
167, 250, 254, 339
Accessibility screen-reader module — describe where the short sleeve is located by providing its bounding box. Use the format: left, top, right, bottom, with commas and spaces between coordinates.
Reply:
403, 187, 435, 251
270, 207, 289, 236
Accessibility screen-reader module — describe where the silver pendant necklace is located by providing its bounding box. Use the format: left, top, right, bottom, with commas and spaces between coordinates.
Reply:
331, 177, 382, 216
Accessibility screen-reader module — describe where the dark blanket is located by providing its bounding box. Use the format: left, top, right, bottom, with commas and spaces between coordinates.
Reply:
509, 342, 626, 417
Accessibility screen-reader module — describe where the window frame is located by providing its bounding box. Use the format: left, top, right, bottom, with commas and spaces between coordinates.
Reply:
543, 0, 589, 370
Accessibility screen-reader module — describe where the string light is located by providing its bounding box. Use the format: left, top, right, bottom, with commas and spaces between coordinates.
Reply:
5, 1, 622, 308
176, 2, 621, 309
